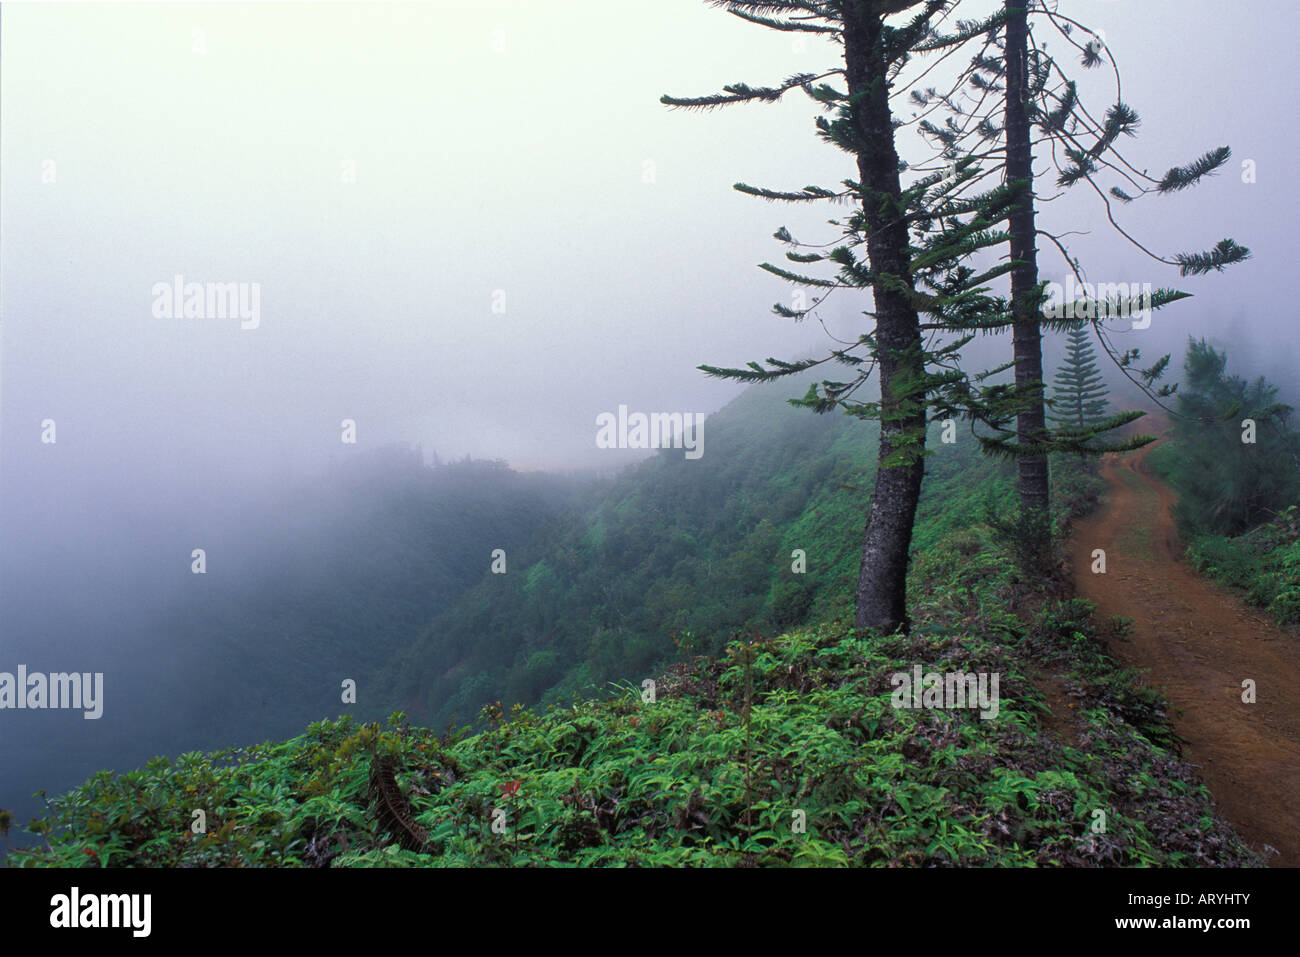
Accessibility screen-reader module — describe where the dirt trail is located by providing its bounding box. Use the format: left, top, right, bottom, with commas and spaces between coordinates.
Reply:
1070, 415, 1300, 866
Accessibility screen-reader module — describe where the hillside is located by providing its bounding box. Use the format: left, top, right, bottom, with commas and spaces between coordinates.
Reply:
8, 382, 1262, 867
373, 377, 878, 730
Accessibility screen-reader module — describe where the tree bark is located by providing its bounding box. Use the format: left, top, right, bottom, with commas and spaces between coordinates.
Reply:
843, 1, 927, 634
1005, 1, 1051, 572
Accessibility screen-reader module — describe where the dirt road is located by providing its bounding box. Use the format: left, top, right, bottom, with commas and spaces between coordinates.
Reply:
1069, 418, 1300, 866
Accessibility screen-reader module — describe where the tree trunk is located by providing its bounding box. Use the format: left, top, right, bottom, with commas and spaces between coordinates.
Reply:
843, 1, 927, 634
1005, 0, 1051, 573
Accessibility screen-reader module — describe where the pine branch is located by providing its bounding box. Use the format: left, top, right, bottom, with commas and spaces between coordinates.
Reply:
1174, 238, 1252, 277
1157, 146, 1232, 193
697, 356, 824, 383
661, 73, 828, 111
734, 182, 846, 202
726, 8, 839, 33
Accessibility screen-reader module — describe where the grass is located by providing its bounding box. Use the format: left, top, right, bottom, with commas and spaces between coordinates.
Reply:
1183, 508, 1300, 626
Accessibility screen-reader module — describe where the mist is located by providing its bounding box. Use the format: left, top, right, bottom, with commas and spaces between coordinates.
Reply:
1, 1, 1295, 856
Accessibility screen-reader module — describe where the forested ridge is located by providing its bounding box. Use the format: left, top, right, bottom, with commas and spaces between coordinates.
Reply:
10, 367, 1274, 867
376, 373, 877, 730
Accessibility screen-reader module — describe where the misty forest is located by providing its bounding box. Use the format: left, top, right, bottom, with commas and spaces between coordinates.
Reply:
3, 0, 1298, 873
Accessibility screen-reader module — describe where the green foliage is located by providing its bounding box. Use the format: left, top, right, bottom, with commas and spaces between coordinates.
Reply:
14, 438, 1258, 868
770, 580, 815, 629
1157, 146, 1232, 194
1158, 339, 1300, 535
1142, 339, 1300, 627
1182, 509, 1300, 626
983, 500, 1054, 582
376, 371, 881, 731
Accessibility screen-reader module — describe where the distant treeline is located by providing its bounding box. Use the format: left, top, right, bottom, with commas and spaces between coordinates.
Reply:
1152, 339, 1300, 624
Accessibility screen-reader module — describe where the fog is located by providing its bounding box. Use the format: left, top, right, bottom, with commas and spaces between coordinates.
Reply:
1, 1, 1295, 852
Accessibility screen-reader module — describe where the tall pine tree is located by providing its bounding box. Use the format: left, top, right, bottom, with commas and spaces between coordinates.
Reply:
907, 0, 1249, 575
663, 0, 1018, 633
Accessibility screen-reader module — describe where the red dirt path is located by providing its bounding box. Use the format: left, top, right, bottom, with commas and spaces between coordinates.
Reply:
1069, 417, 1300, 866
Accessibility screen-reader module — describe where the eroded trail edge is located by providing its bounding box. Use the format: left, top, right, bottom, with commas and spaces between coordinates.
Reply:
1069, 422, 1300, 867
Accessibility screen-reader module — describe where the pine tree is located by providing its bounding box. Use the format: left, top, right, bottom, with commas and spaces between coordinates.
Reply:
905, 0, 1249, 575
1049, 326, 1110, 436
663, 0, 1018, 633
1003, 0, 1052, 563
1171, 339, 1300, 534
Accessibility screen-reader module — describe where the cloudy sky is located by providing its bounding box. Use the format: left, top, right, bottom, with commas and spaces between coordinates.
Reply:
0, 0, 1291, 491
